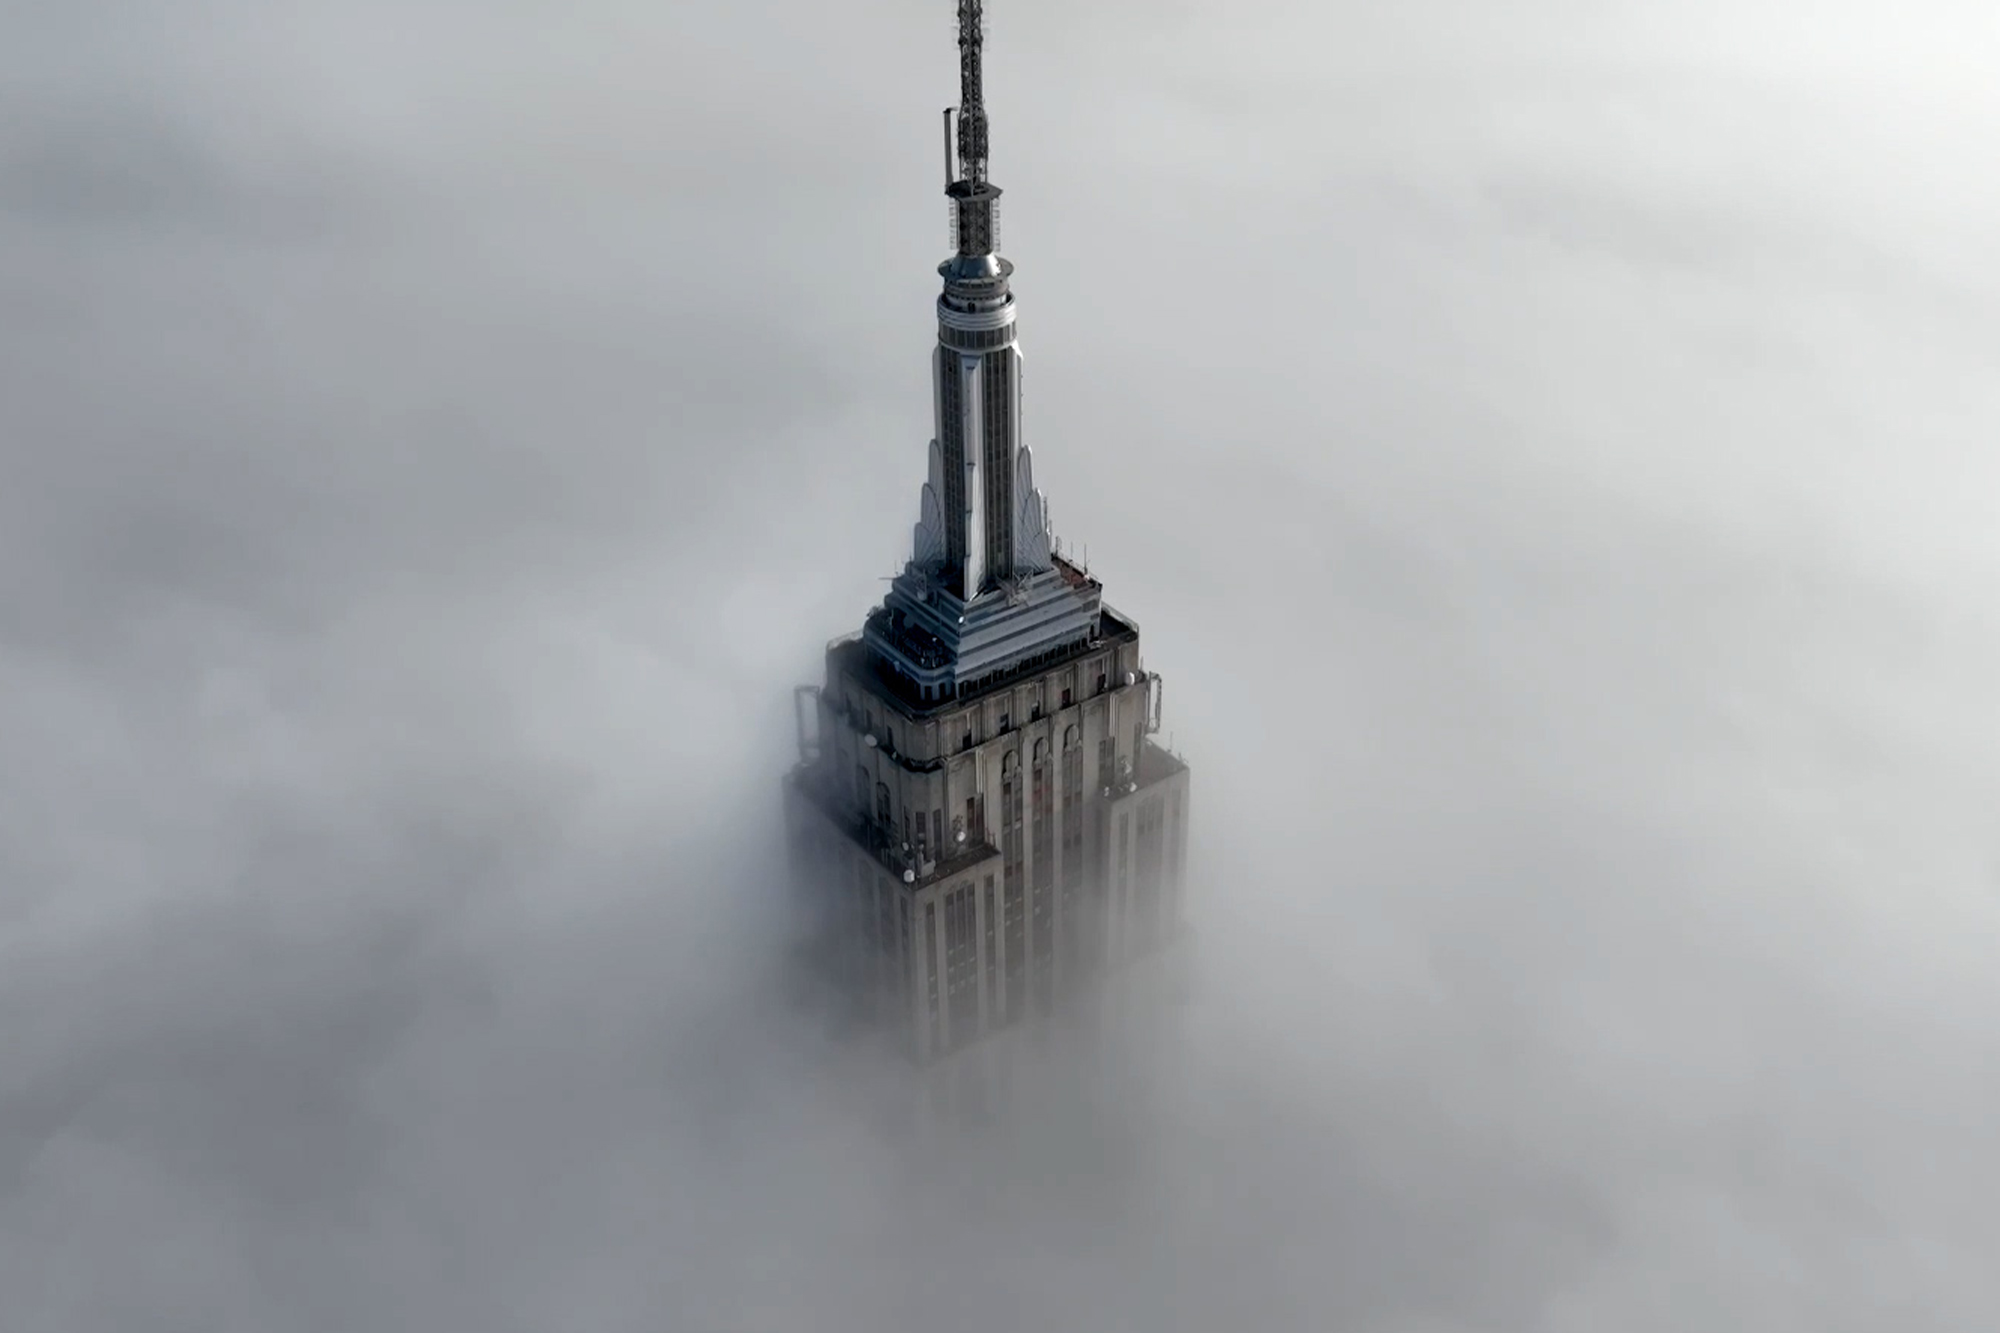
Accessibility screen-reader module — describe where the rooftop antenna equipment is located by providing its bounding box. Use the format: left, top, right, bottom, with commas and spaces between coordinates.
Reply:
945, 0, 1000, 256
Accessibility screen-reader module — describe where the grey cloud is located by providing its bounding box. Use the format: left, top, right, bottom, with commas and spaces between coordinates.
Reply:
3, 0, 1998, 1330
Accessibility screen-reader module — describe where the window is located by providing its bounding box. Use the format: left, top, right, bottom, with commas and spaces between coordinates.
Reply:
998, 712, 1010, 733
939, 352, 966, 592
962, 731, 973, 752
1095, 672, 1107, 695
1030, 754, 1055, 1001
1117, 812, 1131, 892
1061, 686, 1072, 707
964, 795, 976, 840
876, 782, 892, 826
984, 877, 997, 999
879, 883, 896, 977
1060, 734, 1085, 970
925, 901, 939, 1033
898, 897, 912, 1022
1002, 773, 1025, 1022
982, 353, 1016, 578
945, 882, 978, 1044
1135, 798, 1166, 951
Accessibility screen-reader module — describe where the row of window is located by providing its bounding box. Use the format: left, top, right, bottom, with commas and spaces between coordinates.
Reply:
937, 351, 967, 580
850, 780, 1186, 1056
855, 725, 1123, 857
938, 322, 1015, 351
842, 661, 1141, 872
996, 726, 1084, 774
913, 776, 1126, 1050
1030, 758, 1056, 996
943, 882, 978, 1047
924, 900, 939, 1032
953, 650, 1112, 714
952, 668, 1112, 755
1001, 771, 1025, 1024
862, 796, 1180, 1041
981, 351, 1015, 581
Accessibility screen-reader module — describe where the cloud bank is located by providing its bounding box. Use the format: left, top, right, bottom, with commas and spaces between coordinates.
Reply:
3, 1, 1996, 1329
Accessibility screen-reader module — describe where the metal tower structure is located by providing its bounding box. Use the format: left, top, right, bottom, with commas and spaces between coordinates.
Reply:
782, 4, 1191, 1065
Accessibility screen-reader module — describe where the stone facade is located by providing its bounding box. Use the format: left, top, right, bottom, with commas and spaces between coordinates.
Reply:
785, 583, 1190, 1063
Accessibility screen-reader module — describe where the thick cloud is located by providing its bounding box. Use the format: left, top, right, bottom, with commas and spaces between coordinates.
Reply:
3, 1, 1996, 1329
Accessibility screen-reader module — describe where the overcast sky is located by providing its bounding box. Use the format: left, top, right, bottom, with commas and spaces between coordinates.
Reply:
4, 1, 1999, 1329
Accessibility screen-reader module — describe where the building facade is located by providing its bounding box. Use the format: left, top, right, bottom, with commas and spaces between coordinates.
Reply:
782, 1, 1190, 1064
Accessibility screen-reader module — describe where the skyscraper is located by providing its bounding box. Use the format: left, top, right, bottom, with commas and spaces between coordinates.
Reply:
784, 2, 1190, 1064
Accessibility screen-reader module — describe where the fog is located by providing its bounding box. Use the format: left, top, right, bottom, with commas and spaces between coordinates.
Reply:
4, 0, 1998, 1328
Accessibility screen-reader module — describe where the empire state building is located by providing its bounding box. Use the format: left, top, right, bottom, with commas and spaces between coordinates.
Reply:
784, 1, 1191, 1064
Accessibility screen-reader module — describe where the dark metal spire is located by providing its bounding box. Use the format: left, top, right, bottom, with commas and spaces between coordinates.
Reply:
945, 0, 1000, 257
955, 0, 989, 186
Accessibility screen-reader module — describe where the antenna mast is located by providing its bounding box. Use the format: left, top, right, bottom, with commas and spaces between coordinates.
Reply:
955, 0, 989, 186
945, 0, 1000, 256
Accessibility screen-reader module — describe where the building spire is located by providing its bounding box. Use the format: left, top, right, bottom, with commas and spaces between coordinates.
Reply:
955, 0, 989, 188
906, 0, 1049, 606
869, 2, 1089, 704
945, 0, 999, 257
